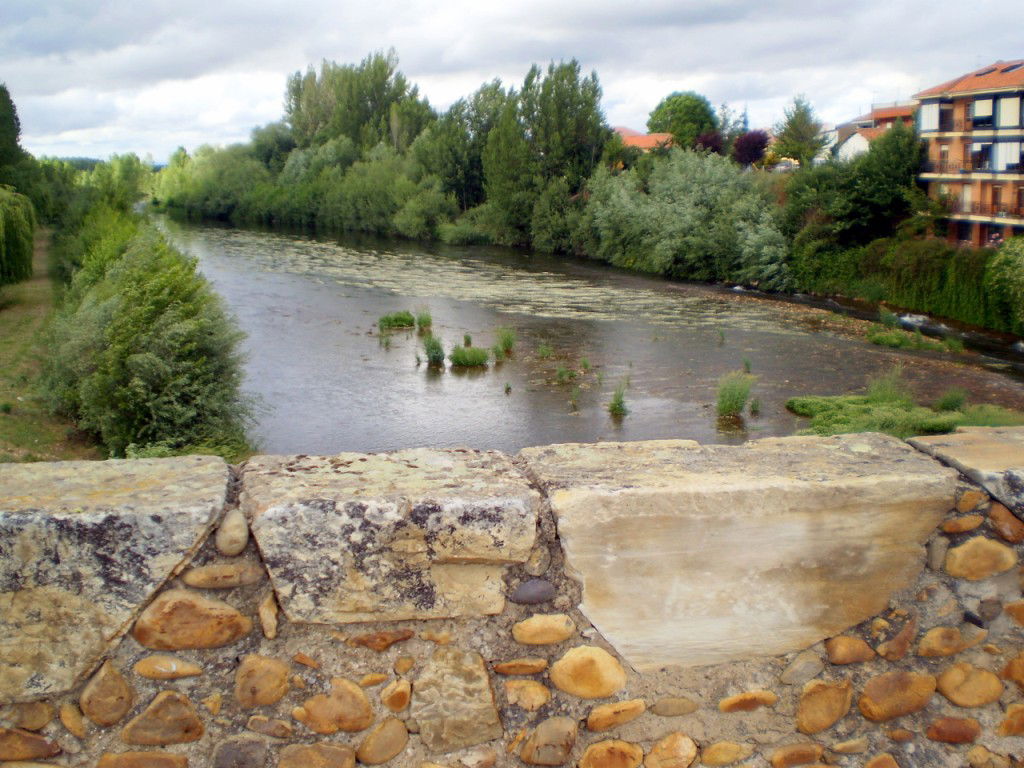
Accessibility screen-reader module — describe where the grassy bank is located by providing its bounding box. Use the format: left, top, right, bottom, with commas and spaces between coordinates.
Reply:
0, 231, 101, 461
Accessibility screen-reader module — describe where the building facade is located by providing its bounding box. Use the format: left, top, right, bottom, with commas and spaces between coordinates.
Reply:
916, 60, 1024, 246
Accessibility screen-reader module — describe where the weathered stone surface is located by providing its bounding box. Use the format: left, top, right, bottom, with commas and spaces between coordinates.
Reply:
927, 716, 981, 743
381, 678, 412, 712
246, 714, 292, 738
505, 680, 550, 712
918, 627, 968, 657
120, 691, 203, 745
359, 674, 388, 688
235, 654, 289, 708
493, 657, 548, 676
945, 537, 1017, 580
958, 489, 989, 512
796, 678, 852, 734
216, 508, 249, 556
645, 732, 697, 768
393, 656, 414, 675
578, 740, 643, 768
212, 737, 266, 768
832, 737, 868, 754
0, 700, 53, 731
520, 435, 955, 668
825, 635, 876, 664
80, 660, 134, 726
937, 662, 1003, 707
998, 702, 1024, 736
549, 646, 626, 699
292, 678, 373, 734
0, 726, 60, 760
858, 671, 936, 721
519, 716, 576, 766
132, 589, 251, 650
348, 629, 414, 652
780, 650, 823, 685
59, 701, 85, 738
512, 614, 575, 645
650, 697, 698, 717
257, 592, 278, 640
719, 689, 778, 713
586, 699, 645, 731
1002, 651, 1024, 689
279, 742, 356, 768
97, 752, 188, 768
411, 646, 502, 753
133, 656, 202, 680
241, 449, 539, 623
967, 746, 1012, 768
181, 562, 264, 589
942, 515, 984, 533
910, 427, 1024, 515
769, 743, 824, 768
876, 616, 916, 661
701, 742, 753, 766
0, 456, 227, 701
509, 579, 557, 605
357, 717, 408, 765
989, 502, 1024, 543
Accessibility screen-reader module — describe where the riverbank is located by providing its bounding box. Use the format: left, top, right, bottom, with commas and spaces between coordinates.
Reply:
0, 230, 101, 462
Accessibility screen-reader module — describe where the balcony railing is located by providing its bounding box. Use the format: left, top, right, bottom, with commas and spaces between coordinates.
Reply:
946, 201, 1024, 217
923, 161, 1023, 174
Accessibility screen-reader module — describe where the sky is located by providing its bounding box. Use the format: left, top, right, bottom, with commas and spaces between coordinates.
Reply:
3, 0, 1022, 163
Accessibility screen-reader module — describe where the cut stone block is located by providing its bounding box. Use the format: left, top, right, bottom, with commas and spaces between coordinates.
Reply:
0, 457, 228, 702
910, 427, 1024, 515
241, 449, 539, 623
520, 434, 957, 670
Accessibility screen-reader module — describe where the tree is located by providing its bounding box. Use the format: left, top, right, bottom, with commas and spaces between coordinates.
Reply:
695, 131, 723, 154
250, 122, 296, 174
773, 96, 827, 167
716, 103, 748, 155
482, 98, 540, 245
647, 91, 717, 149
732, 130, 770, 166
0, 84, 23, 170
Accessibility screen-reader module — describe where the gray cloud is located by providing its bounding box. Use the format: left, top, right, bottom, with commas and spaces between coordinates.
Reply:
3, 0, 1021, 161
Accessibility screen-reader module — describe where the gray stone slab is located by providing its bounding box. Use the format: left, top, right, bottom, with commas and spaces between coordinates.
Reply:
0, 456, 228, 702
909, 426, 1024, 515
520, 434, 958, 670
240, 448, 539, 623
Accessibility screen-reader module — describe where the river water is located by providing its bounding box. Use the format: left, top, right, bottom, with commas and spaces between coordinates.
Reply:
159, 218, 1024, 455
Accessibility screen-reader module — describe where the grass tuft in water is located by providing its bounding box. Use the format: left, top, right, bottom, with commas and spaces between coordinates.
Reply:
537, 343, 553, 359
570, 386, 580, 410
504, 382, 512, 395
416, 310, 432, 330
556, 366, 577, 384
491, 344, 505, 363
463, 333, 472, 347
580, 357, 591, 371
449, 345, 488, 367
423, 335, 445, 367
717, 371, 757, 417
607, 381, 628, 417
379, 310, 415, 331
749, 397, 761, 416
496, 327, 516, 356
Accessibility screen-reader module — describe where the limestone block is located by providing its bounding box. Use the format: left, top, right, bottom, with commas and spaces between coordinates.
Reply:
520, 434, 957, 670
241, 449, 539, 623
910, 427, 1024, 514
0, 457, 228, 702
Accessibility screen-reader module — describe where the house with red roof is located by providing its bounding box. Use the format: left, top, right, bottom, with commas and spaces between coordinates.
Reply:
832, 102, 915, 161
613, 126, 673, 152
916, 60, 1024, 246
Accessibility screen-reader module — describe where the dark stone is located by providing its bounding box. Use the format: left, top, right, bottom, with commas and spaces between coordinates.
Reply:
979, 599, 1003, 622
213, 738, 268, 768
963, 610, 985, 628
510, 578, 557, 605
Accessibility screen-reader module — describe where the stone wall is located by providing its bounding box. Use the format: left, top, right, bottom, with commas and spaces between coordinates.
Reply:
1, 428, 1023, 768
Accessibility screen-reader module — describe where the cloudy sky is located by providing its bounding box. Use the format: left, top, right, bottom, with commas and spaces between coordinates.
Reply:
3, 0, 1021, 162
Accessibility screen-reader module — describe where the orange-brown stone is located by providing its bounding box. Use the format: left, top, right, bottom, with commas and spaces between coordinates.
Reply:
578, 739, 643, 768
1004, 601, 1024, 626
937, 662, 1003, 707
549, 646, 626, 699
998, 702, 1024, 736
645, 732, 698, 768
877, 616, 917, 661
769, 742, 824, 768
235, 654, 289, 708
133, 655, 203, 680
120, 691, 203, 745
586, 699, 646, 731
381, 678, 412, 712
886, 728, 914, 742
347, 629, 414, 652
512, 614, 575, 645
719, 689, 778, 713
796, 678, 852, 735
917, 627, 967, 657
278, 742, 356, 768
957, 489, 988, 512
701, 742, 754, 766
927, 716, 981, 743
97, 752, 188, 768
246, 714, 292, 739
824, 636, 875, 664
181, 561, 264, 589
945, 536, 1018, 580
1002, 651, 1024, 689
858, 671, 936, 721
132, 589, 251, 650
59, 701, 86, 739
504, 680, 551, 712
1, 700, 53, 731
494, 657, 548, 675
519, 716, 577, 766
356, 717, 408, 765
865, 755, 900, 768
80, 660, 134, 727
0, 727, 60, 760
292, 677, 374, 734
989, 502, 1024, 543
942, 515, 985, 533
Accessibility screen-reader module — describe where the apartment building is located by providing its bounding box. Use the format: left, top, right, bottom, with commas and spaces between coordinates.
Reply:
916, 60, 1024, 246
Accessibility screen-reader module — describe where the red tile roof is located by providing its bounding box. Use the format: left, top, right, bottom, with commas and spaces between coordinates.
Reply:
613, 127, 673, 151
915, 60, 1024, 98
871, 105, 915, 121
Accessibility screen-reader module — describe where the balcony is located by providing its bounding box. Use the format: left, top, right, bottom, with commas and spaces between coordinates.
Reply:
922, 161, 1023, 174
946, 200, 1024, 218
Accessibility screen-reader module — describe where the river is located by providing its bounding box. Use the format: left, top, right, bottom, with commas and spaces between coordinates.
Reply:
159, 218, 1024, 455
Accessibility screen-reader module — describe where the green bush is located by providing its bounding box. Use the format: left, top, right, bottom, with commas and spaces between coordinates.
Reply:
986, 237, 1024, 335
607, 381, 628, 416
496, 327, 516, 355
378, 310, 415, 331
717, 371, 756, 417
0, 186, 35, 287
416, 310, 432, 329
449, 345, 488, 367
423, 334, 445, 367
934, 388, 967, 412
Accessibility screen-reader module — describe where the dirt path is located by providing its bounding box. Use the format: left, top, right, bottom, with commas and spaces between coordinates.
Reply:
0, 229, 101, 461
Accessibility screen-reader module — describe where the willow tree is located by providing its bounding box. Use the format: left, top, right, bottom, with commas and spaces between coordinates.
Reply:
0, 186, 35, 286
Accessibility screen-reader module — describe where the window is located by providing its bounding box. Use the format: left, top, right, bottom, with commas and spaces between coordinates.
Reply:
1001, 63, 1024, 74
919, 102, 940, 132
972, 99, 994, 127
994, 142, 1022, 171
998, 96, 1021, 128
972, 142, 993, 170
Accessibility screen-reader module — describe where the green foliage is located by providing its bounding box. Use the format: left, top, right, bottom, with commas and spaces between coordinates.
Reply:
0, 84, 24, 170
393, 178, 457, 239
879, 307, 900, 327
772, 96, 827, 167
41, 209, 251, 458
717, 371, 757, 417
580, 357, 590, 371
423, 334, 445, 366
647, 91, 717, 149
416, 310, 432, 329
0, 186, 35, 287
449, 344, 488, 367
865, 324, 948, 352
934, 388, 967, 412
866, 366, 914, 407
555, 366, 576, 384
482, 98, 540, 245
496, 327, 516, 355
249, 121, 297, 174
607, 381, 628, 416
537, 342, 553, 359
986, 237, 1024, 335
463, 333, 472, 347
378, 310, 415, 330
531, 176, 579, 254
